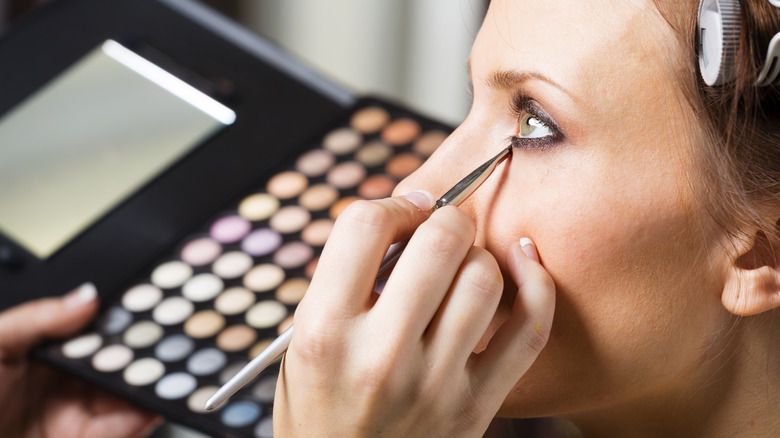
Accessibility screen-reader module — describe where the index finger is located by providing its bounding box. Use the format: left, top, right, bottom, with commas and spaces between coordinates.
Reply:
301, 191, 435, 319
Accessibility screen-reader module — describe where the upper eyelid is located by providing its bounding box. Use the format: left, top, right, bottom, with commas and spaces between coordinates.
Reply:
510, 93, 562, 135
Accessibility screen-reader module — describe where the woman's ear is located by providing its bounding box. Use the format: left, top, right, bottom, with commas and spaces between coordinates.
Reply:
722, 218, 780, 316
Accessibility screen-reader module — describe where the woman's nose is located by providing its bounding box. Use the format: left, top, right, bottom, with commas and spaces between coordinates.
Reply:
393, 126, 477, 200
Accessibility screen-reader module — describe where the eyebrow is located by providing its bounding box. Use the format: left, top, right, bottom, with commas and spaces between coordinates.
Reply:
466, 59, 578, 102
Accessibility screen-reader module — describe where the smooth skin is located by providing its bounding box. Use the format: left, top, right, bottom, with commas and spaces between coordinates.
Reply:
277, 0, 780, 436
0, 285, 161, 438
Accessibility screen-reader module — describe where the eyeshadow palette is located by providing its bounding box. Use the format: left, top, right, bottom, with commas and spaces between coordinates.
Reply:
37, 99, 452, 437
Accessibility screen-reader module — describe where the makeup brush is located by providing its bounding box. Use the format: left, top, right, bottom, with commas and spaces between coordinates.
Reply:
205, 145, 512, 411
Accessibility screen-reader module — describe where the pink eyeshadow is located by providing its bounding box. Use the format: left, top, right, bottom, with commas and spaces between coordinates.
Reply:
210, 216, 251, 244
273, 242, 314, 269
180, 237, 222, 266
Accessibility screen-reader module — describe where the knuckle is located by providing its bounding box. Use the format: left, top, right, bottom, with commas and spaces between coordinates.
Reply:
522, 322, 551, 354
336, 200, 394, 235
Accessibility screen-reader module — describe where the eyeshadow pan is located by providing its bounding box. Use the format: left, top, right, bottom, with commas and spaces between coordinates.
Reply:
242, 228, 283, 257
273, 242, 314, 269
386, 152, 424, 179
155, 372, 197, 400
355, 140, 393, 167
210, 216, 252, 244
62, 333, 102, 359
155, 334, 195, 362
238, 193, 280, 221
322, 127, 361, 155
325, 161, 366, 189
151, 261, 193, 289
92, 344, 134, 373
266, 171, 309, 200
122, 284, 164, 312
214, 287, 256, 315
97, 306, 133, 335
123, 358, 165, 386
212, 251, 254, 279
187, 386, 220, 414
350, 106, 390, 134
381, 118, 421, 146
243, 264, 285, 292
358, 174, 396, 199
216, 325, 257, 352
329, 196, 361, 220
123, 321, 164, 349
269, 206, 311, 234
182, 273, 224, 302
221, 400, 262, 428
295, 149, 335, 177
183, 310, 225, 339
275, 278, 309, 305
414, 129, 448, 157
246, 300, 288, 329
187, 348, 227, 376
298, 184, 339, 211
180, 237, 222, 267
301, 218, 333, 247
152, 297, 195, 326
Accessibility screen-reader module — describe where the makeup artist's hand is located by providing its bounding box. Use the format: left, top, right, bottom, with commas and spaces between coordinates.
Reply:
0, 284, 161, 438
274, 191, 556, 437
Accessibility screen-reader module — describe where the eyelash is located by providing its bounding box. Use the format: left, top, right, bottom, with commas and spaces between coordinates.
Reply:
508, 93, 564, 150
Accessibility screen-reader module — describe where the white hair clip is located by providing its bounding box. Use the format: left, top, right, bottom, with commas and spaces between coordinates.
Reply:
698, 0, 780, 86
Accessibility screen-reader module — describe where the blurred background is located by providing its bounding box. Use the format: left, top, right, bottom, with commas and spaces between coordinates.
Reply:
0, 1, 485, 436
0, 0, 485, 125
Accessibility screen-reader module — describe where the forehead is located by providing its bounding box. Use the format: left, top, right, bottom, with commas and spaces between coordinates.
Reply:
472, 0, 676, 110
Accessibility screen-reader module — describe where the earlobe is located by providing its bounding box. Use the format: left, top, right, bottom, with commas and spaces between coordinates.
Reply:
722, 223, 780, 316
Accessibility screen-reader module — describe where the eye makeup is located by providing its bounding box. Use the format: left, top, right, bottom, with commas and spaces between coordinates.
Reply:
38, 99, 451, 437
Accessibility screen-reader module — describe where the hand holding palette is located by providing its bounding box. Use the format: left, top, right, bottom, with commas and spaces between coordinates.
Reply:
0, 0, 456, 436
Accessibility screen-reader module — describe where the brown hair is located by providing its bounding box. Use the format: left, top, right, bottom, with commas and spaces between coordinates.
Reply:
654, 0, 780, 250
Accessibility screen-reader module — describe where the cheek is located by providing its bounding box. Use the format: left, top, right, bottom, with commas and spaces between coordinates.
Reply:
471, 155, 728, 413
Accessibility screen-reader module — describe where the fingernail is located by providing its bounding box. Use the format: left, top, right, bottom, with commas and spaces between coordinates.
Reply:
404, 190, 435, 211
63, 282, 97, 309
519, 237, 540, 262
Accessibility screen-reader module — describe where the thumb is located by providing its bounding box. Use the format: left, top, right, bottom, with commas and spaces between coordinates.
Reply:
0, 283, 98, 360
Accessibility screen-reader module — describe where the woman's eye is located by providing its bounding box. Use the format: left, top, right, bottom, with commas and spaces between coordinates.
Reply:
517, 111, 554, 139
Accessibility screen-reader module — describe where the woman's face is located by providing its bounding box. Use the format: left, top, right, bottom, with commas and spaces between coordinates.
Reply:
395, 0, 732, 417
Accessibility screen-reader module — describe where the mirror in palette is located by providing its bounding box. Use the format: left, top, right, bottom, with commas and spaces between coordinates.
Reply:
0, 40, 235, 259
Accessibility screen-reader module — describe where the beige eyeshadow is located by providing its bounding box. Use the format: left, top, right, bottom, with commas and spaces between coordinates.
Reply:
386, 153, 424, 179
358, 174, 397, 199
355, 141, 393, 167
92, 344, 134, 373
295, 149, 335, 177
214, 287, 256, 315
243, 264, 285, 292
187, 386, 219, 414
238, 193, 280, 221
329, 196, 362, 220
326, 161, 367, 189
269, 205, 311, 234
276, 278, 310, 305
299, 184, 339, 211
323, 127, 362, 155
123, 321, 164, 348
246, 300, 288, 329
266, 171, 309, 200
414, 130, 448, 157
216, 325, 258, 352
381, 118, 421, 146
301, 218, 333, 247
350, 106, 391, 134
183, 310, 225, 339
